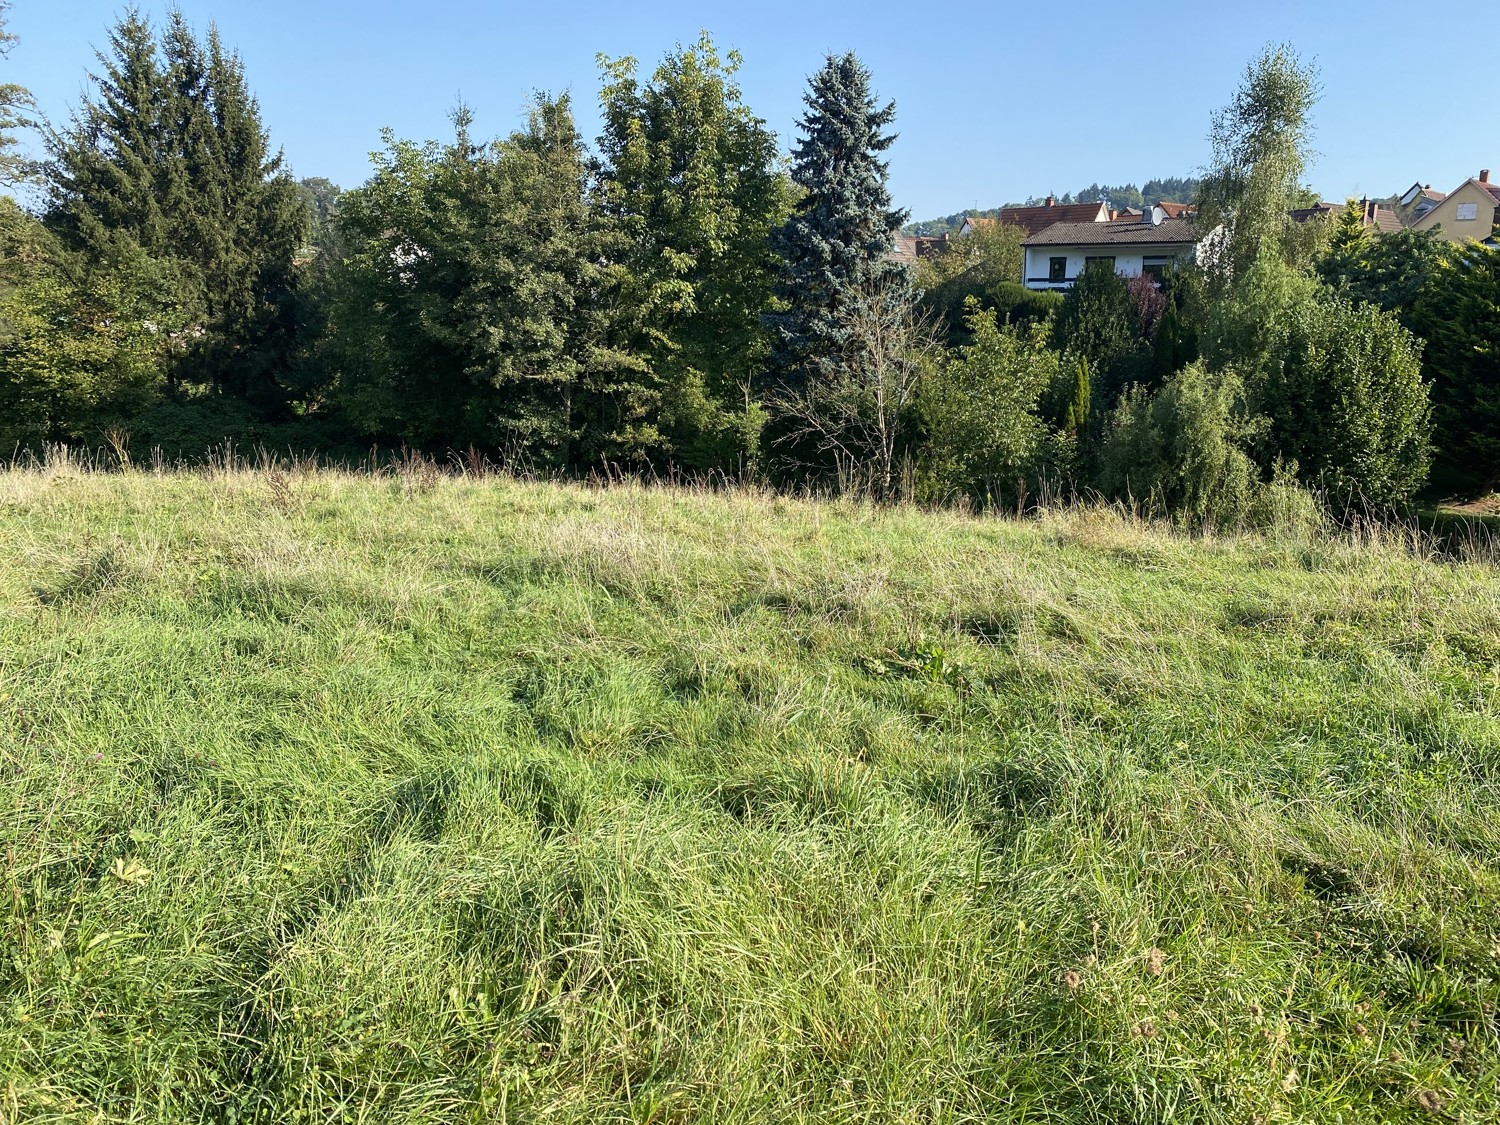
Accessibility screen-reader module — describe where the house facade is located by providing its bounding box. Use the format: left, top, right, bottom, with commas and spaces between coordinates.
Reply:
1021, 213, 1197, 290
1412, 170, 1500, 242
1398, 182, 1446, 223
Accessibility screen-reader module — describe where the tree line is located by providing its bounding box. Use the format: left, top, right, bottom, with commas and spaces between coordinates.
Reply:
1, 8, 1496, 512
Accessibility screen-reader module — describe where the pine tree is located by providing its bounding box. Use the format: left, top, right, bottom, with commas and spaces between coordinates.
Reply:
766, 53, 909, 391
598, 34, 791, 469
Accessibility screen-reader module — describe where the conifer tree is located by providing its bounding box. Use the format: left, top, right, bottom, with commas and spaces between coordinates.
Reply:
766, 53, 909, 391
44, 9, 305, 414
328, 96, 645, 465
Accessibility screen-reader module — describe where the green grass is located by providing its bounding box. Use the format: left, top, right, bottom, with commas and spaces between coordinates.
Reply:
3, 465, 1499, 1123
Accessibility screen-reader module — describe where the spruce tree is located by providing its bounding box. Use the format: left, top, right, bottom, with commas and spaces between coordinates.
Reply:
766, 53, 908, 391
44, 9, 305, 414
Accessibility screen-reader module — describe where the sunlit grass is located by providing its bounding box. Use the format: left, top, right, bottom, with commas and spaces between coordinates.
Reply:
3, 464, 1498, 1122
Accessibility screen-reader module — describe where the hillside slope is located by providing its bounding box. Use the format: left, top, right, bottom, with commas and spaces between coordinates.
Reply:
3, 469, 1498, 1122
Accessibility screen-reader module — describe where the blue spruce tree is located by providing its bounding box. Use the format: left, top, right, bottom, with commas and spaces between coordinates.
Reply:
766, 53, 908, 390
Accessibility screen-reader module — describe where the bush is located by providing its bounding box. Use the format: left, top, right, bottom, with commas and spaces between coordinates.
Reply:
1097, 362, 1261, 526
0, 268, 161, 452
1409, 242, 1500, 498
1208, 260, 1431, 505
989, 281, 1064, 330
918, 302, 1056, 505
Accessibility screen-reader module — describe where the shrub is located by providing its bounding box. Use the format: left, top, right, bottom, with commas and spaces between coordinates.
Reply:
1207, 259, 1431, 505
1097, 362, 1261, 526
918, 302, 1055, 505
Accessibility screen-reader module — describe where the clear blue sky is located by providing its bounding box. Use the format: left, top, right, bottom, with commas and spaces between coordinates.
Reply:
5, 0, 1496, 219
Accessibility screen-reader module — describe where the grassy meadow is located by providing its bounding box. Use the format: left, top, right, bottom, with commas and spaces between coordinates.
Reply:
2, 463, 1499, 1123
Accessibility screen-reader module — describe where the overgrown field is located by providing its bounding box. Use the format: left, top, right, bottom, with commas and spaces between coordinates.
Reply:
3, 468, 1499, 1123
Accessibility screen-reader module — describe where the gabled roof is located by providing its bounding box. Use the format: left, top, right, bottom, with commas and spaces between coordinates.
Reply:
1023, 217, 1198, 247
1289, 200, 1402, 233
1472, 177, 1500, 208
1364, 200, 1405, 234
994, 201, 1110, 236
1155, 201, 1195, 219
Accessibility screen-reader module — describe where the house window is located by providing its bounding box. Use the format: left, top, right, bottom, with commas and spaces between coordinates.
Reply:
1142, 256, 1172, 282
1084, 256, 1116, 273
1456, 203, 1479, 221
1048, 256, 1067, 281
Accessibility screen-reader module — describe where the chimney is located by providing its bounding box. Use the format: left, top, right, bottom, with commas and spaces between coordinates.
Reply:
1482, 170, 1491, 183
1045, 195, 1056, 207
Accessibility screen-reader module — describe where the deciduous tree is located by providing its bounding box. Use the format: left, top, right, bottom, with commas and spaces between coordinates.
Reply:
598, 35, 791, 470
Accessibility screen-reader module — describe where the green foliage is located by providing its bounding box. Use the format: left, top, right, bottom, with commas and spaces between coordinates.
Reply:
1148, 299, 1199, 386
1319, 225, 1445, 326
1097, 362, 1266, 526
988, 282, 1064, 332
0, 0, 35, 185
770, 289, 934, 498
915, 222, 1026, 337
326, 98, 646, 465
767, 53, 909, 391
295, 176, 345, 263
1196, 44, 1322, 286
597, 35, 791, 470
0, 202, 160, 449
1051, 262, 1135, 366
919, 302, 1055, 502
1210, 260, 1430, 504
1050, 263, 1150, 422
1410, 242, 1500, 497
1064, 355, 1091, 437
44, 10, 306, 414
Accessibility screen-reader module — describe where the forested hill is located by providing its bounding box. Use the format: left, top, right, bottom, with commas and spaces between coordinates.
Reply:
906, 177, 1200, 235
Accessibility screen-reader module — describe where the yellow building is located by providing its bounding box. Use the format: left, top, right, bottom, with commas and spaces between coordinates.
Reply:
1412, 170, 1500, 242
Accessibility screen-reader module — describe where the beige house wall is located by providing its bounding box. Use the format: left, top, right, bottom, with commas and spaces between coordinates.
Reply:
1413, 180, 1498, 242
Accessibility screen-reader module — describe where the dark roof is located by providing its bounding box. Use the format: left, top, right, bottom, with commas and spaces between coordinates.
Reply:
1290, 200, 1403, 233
1023, 217, 1198, 247
995, 201, 1109, 236
1366, 200, 1404, 234
1289, 202, 1339, 223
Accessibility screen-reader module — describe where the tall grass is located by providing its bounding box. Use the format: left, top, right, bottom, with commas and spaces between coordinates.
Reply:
2, 464, 1498, 1122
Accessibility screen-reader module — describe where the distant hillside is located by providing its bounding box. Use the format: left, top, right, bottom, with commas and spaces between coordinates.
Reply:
907, 177, 1201, 236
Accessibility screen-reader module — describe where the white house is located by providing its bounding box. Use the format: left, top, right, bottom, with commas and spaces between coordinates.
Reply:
1021, 212, 1198, 290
